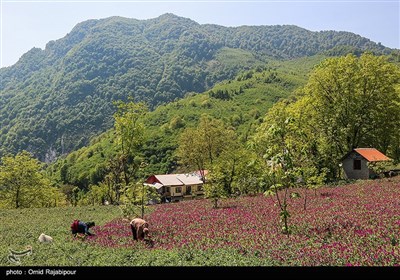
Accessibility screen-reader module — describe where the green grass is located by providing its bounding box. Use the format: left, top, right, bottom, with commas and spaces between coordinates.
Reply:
0, 206, 119, 266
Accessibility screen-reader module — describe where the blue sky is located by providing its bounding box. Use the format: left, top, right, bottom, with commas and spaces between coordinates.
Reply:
1, 0, 399, 68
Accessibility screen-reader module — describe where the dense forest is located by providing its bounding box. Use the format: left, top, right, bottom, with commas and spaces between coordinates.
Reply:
0, 13, 394, 161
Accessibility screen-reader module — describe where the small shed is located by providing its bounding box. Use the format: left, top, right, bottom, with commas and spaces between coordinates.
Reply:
341, 148, 390, 180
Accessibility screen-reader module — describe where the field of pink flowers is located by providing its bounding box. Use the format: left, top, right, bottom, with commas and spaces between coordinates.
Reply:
89, 177, 400, 266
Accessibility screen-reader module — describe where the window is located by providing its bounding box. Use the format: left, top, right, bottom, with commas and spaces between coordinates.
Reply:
166, 187, 170, 193
175, 187, 182, 193
186, 186, 191, 195
353, 159, 361, 170
197, 186, 202, 191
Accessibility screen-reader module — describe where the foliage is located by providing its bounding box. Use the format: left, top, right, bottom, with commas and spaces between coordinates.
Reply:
0, 151, 64, 209
303, 53, 400, 177
212, 147, 263, 197
114, 101, 147, 159
120, 181, 160, 219
47, 55, 316, 189
0, 14, 392, 161
176, 115, 238, 207
251, 99, 329, 233
79, 184, 109, 206
367, 160, 397, 178
252, 53, 400, 184
176, 115, 235, 173
113, 100, 147, 186
203, 182, 228, 209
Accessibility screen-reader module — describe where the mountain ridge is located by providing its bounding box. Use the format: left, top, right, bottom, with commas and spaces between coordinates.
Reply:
0, 13, 394, 161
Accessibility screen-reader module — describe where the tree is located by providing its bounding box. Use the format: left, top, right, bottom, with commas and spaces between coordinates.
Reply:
211, 145, 262, 197
113, 99, 147, 186
176, 127, 205, 177
263, 156, 293, 235
203, 177, 228, 209
203, 145, 263, 209
84, 184, 109, 206
280, 97, 328, 205
251, 100, 327, 233
304, 53, 400, 176
120, 181, 160, 219
0, 151, 54, 208
60, 184, 78, 206
176, 115, 238, 207
176, 115, 235, 181
252, 102, 297, 235
102, 156, 124, 204
367, 160, 396, 178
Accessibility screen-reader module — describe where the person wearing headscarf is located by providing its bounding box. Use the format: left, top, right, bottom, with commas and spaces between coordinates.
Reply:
130, 218, 149, 241
70, 220, 95, 237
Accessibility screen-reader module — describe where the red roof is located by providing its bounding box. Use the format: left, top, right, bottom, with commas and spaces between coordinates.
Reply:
354, 148, 390, 162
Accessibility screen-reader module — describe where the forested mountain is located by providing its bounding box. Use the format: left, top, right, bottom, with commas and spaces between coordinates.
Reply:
0, 13, 393, 161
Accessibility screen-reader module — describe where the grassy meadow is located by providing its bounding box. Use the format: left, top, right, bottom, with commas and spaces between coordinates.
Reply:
1, 177, 400, 266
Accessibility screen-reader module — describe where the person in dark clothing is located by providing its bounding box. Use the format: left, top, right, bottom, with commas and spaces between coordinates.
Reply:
71, 220, 95, 237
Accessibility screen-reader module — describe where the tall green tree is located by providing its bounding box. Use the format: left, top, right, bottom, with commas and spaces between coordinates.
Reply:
113, 100, 148, 186
176, 115, 235, 180
211, 145, 263, 197
0, 151, 54, 208
254, 53, 400, 184
176, 115, 237, 207
206, 146, 263, 208
252, 99, 328, 232
251, 101, 298, 234
304, 53, 400, 168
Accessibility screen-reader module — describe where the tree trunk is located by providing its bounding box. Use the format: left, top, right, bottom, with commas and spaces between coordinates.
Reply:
303, 188, 307, 211
213, 198, 218, 209
15, 188, 20, 208
141, 185, 145, 219
228, 160, 236, 195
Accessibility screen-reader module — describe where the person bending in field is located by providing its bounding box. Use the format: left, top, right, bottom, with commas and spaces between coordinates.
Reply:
130, 218, 150, 241
71, 220, 95, 237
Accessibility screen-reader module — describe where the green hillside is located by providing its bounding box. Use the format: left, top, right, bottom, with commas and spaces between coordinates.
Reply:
0, 13, 392, 161
47, 55, 325, 188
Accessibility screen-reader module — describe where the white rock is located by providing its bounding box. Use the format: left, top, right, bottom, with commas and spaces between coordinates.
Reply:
38, 233, 53, 243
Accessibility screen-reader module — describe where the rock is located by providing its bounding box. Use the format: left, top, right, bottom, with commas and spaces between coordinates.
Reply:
38, 233, 53, 243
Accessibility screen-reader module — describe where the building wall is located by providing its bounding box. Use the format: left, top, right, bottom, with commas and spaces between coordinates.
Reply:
342, 152, 370, 179
170, 185, 184, 197
145, 175, 158, 184
164, 184, 204, 202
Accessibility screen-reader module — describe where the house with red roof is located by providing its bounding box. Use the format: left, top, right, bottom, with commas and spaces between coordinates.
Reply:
341, 148, 390, 179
